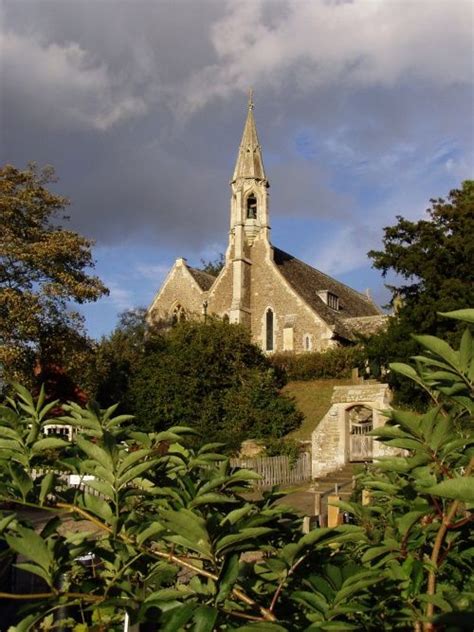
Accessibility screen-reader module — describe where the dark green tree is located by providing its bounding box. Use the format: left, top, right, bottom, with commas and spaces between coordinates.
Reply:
199, 252, 225, 277
93, 308, 148, 408
365, 180, 474, 406
127, 319, 302, 451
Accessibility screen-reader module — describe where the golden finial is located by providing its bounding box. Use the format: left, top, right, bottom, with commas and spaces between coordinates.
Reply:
248, 88, 254, 110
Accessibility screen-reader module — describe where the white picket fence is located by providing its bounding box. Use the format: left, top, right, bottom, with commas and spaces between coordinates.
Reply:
230, 452, 311, 488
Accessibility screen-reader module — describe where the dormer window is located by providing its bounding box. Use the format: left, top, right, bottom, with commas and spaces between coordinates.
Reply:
246, 194, 257, 219
318, 290, 339, 311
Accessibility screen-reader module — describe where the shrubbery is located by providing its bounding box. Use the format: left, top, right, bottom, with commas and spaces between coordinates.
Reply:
100, 318, 302, 453
271, 346, 364, 381
0, 309, 472, 630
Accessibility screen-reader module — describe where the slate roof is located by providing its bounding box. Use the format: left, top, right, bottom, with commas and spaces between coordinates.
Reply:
186, 266, 216, 291
272, 247, 383, 340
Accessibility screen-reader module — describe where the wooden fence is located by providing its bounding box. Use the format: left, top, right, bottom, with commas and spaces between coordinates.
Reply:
230, 452, 311, 488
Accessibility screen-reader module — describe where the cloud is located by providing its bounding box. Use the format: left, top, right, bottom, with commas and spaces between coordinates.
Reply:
177, 0, 473, 115
0, 30, 147, 131
105, 281, 134, 312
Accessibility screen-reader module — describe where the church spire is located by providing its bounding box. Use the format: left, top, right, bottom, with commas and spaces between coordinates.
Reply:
232, 90, 267, 183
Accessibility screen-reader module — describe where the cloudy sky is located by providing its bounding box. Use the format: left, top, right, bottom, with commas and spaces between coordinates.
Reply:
1, 0, 473, 338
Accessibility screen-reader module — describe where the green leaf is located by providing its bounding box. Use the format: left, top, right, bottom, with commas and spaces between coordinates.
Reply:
220, 504, 254, 526
32, 437, 69, 453
190, 492, 236, 508
423, 477, 474, 503
82, 492, 114, 522
439, 309, 474, 324
160, 604, 194, 631
390, 362, 422, 383
137, 522, 165, 545
216, 553, 240, 602
396, 511, 428, 535
6, 526, 52, 573
39, 471, 55, 505
75, 435, 113, 470
14, 561, 52, 586
193, 606, 218, 632
215, 527, 274, 554
412, 335, 459, 369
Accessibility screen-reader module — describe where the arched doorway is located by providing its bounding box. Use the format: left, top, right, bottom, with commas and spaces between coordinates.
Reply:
347, 405, 373, 461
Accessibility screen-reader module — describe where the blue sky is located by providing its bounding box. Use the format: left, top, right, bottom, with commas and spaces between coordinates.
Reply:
1, 0, 472, 339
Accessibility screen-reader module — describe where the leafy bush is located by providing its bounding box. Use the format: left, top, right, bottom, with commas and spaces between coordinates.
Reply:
271, 346, 365, 381
0, 309, 472, 630
127, 320, 302, 452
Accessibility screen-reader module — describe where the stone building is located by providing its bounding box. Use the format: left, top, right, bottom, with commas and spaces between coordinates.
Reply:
311, 382, 393, 477
148, 98, 386, 353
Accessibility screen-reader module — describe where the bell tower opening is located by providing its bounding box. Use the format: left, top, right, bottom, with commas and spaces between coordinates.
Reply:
246, 194, 257, 219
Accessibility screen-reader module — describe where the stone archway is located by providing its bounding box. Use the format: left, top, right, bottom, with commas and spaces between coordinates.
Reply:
347, 405, 373, 462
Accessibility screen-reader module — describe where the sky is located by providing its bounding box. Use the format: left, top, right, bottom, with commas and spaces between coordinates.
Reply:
1, 0, 473, 339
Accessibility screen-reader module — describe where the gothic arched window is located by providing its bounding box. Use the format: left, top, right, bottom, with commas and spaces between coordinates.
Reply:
172, 304, 186, 325
246, 194, 257, 219
265, 308, 274, 351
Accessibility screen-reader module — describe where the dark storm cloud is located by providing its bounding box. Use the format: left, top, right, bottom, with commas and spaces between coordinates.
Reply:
1, 0, 472, 268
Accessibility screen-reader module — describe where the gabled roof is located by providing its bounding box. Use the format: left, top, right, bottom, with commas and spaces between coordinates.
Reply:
186, 265, 216, 291
273, 247, 383, 340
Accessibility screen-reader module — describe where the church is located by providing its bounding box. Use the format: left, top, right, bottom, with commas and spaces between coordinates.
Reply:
147, 98, 386, 354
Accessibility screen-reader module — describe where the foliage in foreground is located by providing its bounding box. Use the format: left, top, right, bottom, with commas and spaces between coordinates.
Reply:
0, 310, 472, 630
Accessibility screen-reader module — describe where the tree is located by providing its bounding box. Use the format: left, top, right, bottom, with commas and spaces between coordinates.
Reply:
0, 163, 108, 386
93, 308, 148, 408
0, 309, 472, 630
127, 319, 302, 451
365, 180, 474, 406
199, 252, 225, 277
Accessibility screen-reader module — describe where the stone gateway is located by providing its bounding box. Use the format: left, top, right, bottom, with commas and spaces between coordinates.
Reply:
148, 97, 386, 353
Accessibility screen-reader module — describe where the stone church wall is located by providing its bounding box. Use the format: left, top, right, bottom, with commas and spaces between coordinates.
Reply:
148, 259, 205, 323
250, 238, 334, 353
207, 262, 233, 317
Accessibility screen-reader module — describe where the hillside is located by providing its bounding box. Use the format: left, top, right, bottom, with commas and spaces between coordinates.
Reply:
283, 378, 353, 441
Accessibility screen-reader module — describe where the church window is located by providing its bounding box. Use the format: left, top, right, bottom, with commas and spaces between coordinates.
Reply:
265, 308, 274, 351
172, 304, 186, 324
246, 194, 257, 219
304, 334, 312, 351
318, 290, 339, 311
327, 292, 339, 311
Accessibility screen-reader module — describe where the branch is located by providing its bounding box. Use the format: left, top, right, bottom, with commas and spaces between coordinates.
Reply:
0, 591, 103, 602
423, 456, 473, 631
269, 554, 307, 613
55, 501, 277, 622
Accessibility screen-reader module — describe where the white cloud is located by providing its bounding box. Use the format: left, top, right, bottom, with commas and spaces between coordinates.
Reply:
178, 0, 473, 114
135, 263, 170, 282
0, 31, 147, 130
105, 281, 134, 311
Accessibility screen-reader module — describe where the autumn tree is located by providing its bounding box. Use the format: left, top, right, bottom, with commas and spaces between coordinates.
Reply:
0, 163, 108, 388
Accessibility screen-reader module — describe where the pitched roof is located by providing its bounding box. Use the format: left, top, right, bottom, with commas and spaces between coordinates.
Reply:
186, 265, 216, 291
232, 99, 267, 183
272, 247, 383, 340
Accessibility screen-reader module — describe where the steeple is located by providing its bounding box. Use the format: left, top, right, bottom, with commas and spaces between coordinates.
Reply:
232, 90, 267, 183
